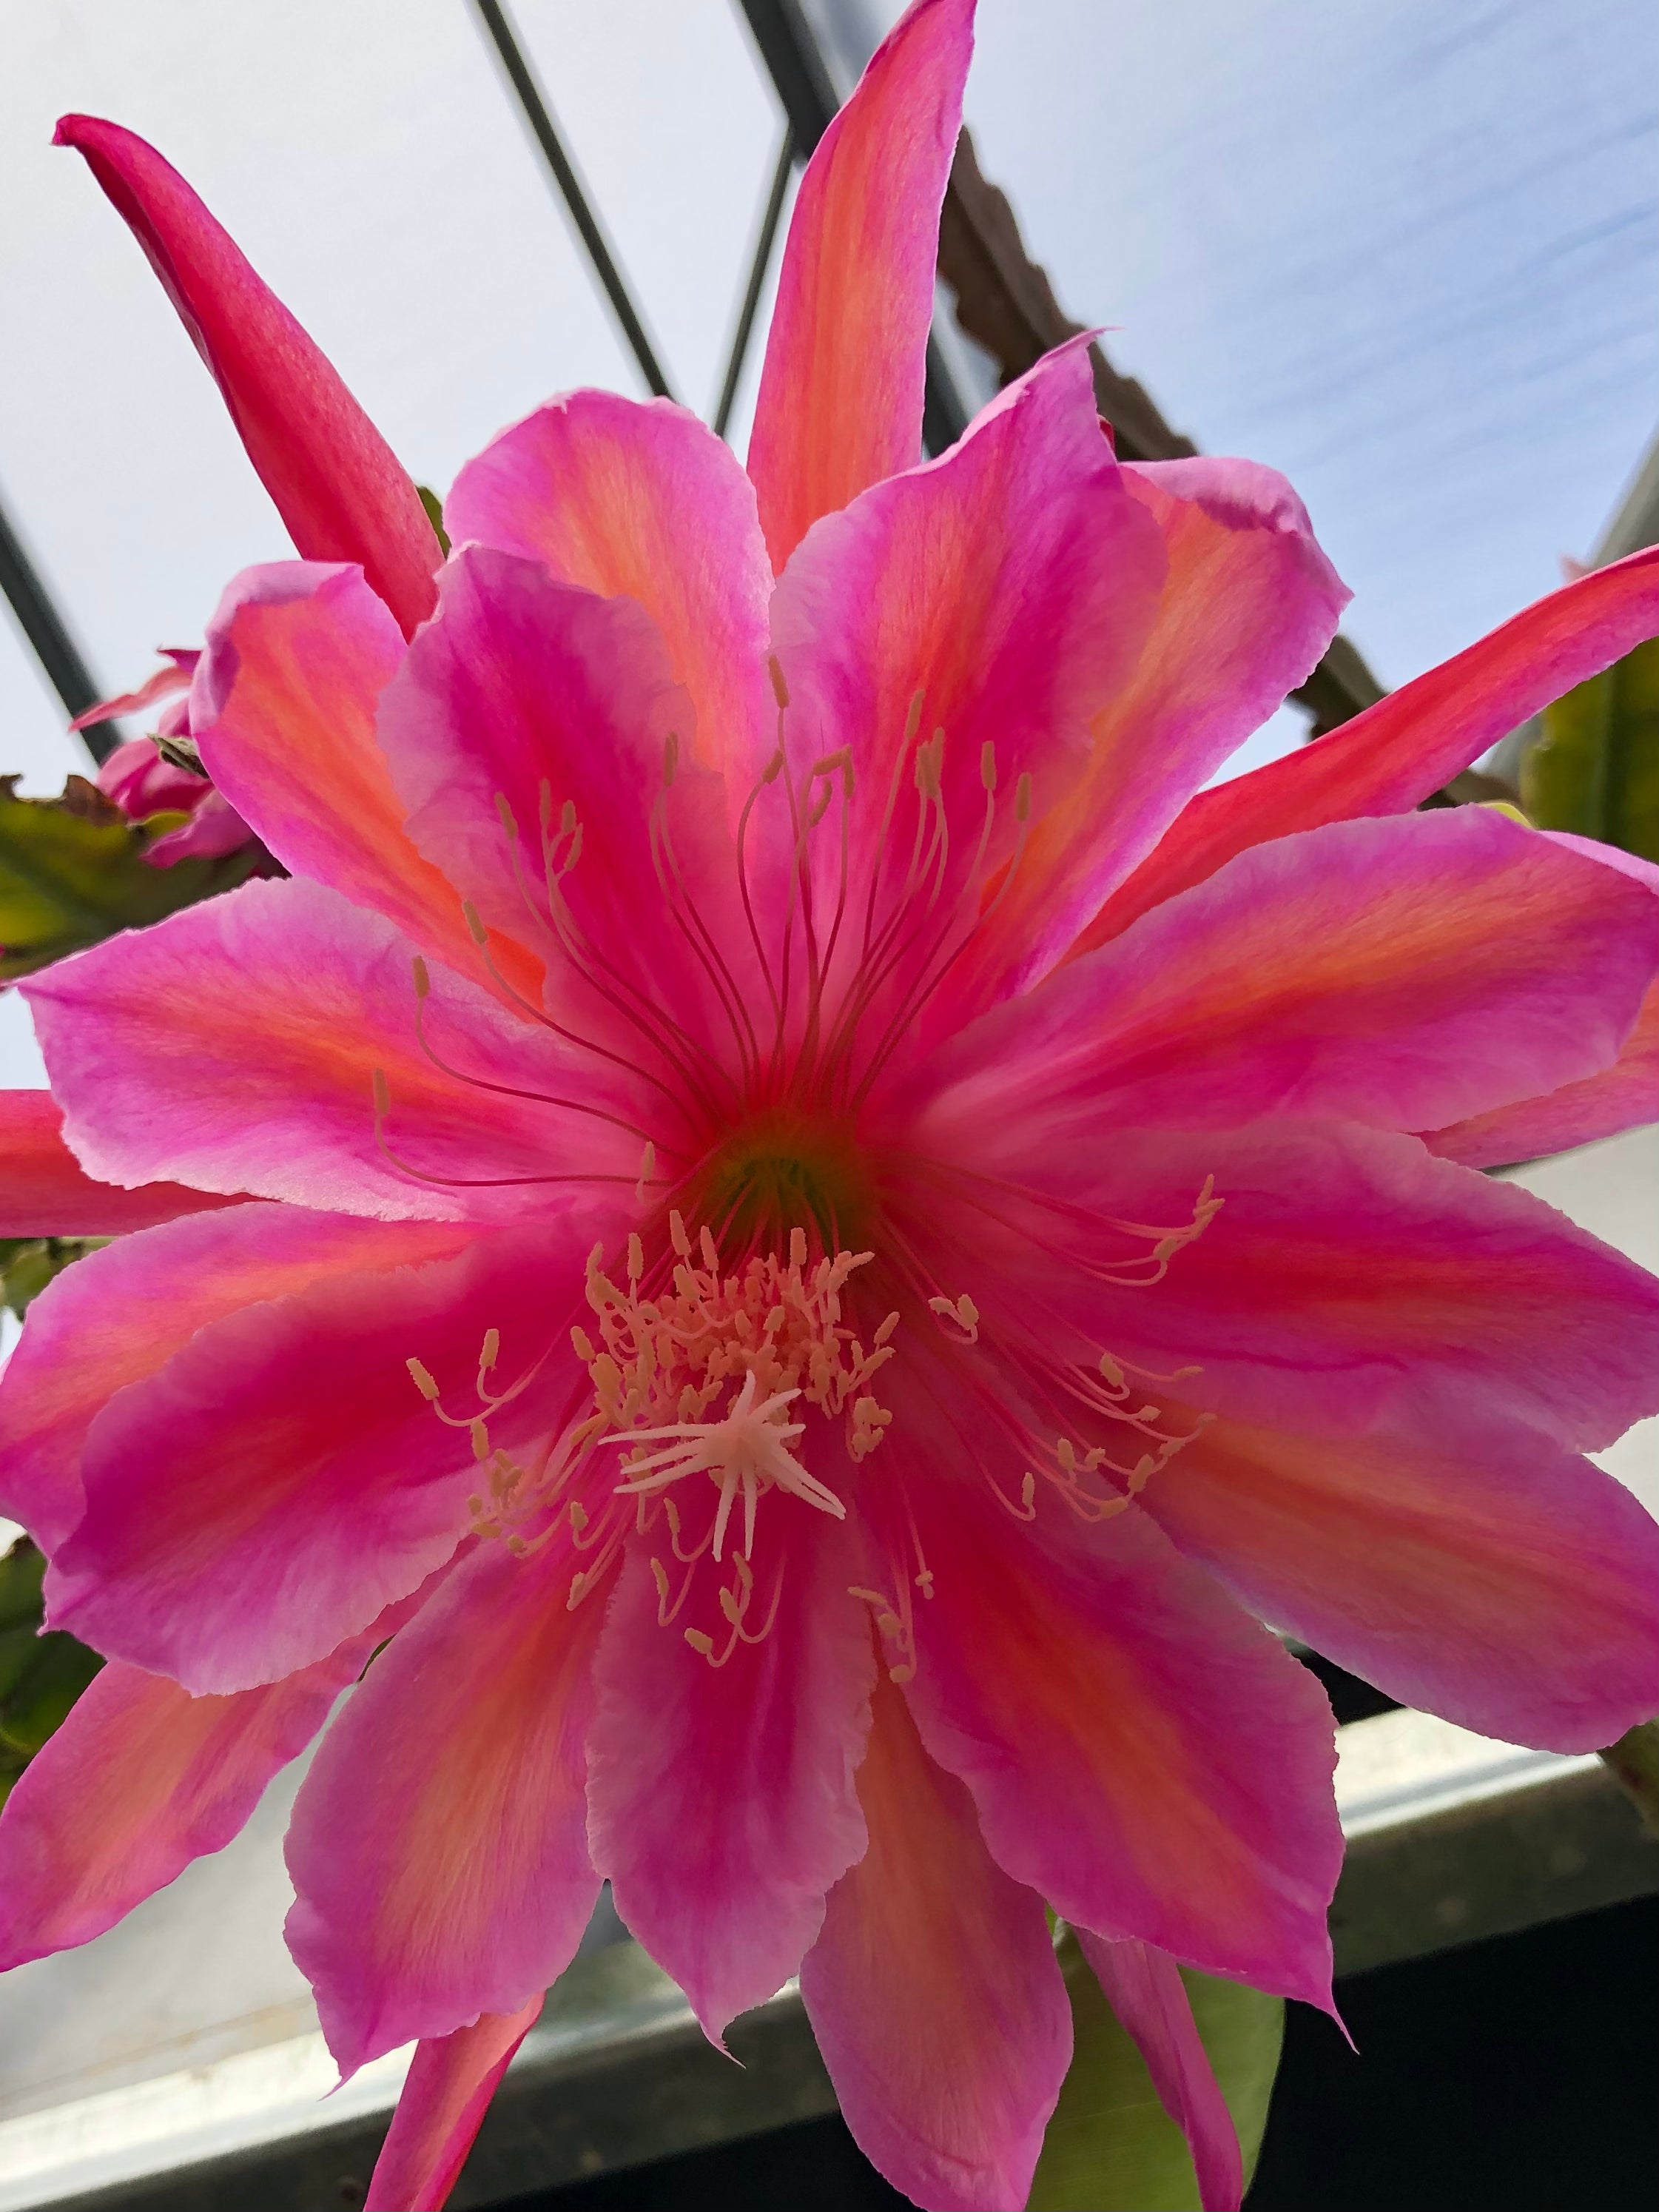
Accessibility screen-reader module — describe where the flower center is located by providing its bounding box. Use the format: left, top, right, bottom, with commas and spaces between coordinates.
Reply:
579, 1213, 896, 1561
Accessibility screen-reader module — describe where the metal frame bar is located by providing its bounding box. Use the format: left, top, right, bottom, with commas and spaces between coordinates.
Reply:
0, 494, 115, 767
713, 125, 795, 440
468, 0, 676, 401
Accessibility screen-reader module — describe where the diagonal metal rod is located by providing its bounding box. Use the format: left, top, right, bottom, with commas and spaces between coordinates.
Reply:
0, 491, 117, 766
468, 0, 675, 400
713, 126, 794, 440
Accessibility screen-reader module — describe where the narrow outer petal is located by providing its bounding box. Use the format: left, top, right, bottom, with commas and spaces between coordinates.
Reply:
0, 1089, 232, 1238
50, 1223, 570, 1692
1080, 542, 1659, 949
1143, 1408, 1659, 1750
893, 1465, 1342, 2009
366, 1997, 543, 2212
798, 1674, 1070, 2212
747, 0, 974, 571
445, 391, 774, 791
0, 1203, 432, 1555
0, 1574, 440, 1971
25, 876, 642, 1223
915, 810, 1659, 1142
287, 1533, 601, 2074
587, 1520, 875, 2043
55, 117, 441, 636
1075, 1934, 1244, 2212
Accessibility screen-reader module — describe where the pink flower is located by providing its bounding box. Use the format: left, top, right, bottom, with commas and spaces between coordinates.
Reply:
79, 653, 257, 865
4, 6, 1659, 2208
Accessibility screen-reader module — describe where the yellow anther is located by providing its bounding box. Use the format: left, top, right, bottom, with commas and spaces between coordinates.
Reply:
651, 1556, 671, 1604
560, 798, 577, 836
768, 654, 790, 710
411, 955, 430, 1000
1020, 1471, 1037, 1513
371, 1067, 391, 1117
903, 688, 924, 746
635, 1140, 656, 1203
662, 731, 679, 787
874, 1311, 900, 1347
568, 1572, 587, 1610
684, 1627, 716, 1658
699, 1225, 720, 1271
538, 779, 554, 834
469, 1418, 491, 1462
1099, 1352, 1125, 1390
762, 749, 784, 784
1015, 770, 1033, 822
494, 792, 517, 836
980, 739, 997, 792
571, 1325, 596, 1362
670, 1210, 692, 1260
479, 1328, 499, 1371
569, 1500, 589, 1533
627, 1231, 645, 1283
462, 901, 488, 946
407, 1358, 441, 1402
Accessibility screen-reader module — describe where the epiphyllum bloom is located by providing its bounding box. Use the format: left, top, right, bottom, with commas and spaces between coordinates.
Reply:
5, 8, 1659, 2212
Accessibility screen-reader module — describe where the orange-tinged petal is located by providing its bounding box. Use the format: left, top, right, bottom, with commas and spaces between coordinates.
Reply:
55, 117, 441, 637
747, 0, 974, 570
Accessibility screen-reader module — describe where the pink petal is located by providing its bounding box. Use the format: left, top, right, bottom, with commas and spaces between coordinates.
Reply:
380, 545, 753, 1060
915, 809, 1659, 1141
894, 1470, 1342, 2008
24, 875, 645, 1223
769, 337, 1164, 1044
55, 118, 441, 636
0, 1089, 232, 1239
286, 1533, 601, 2074
445, 391, 773, 791
366, 1997, 542, 2212
1080, 542, 1659, 949
189, 564, 502, 978
798, 1675, 1070, 2212
1425, 840, 1659, 1166
49, 1218, 578, 1692
747, 0, 975, 571
1075, 1934, 1244, 2212
0, 1201, 451, 1556
925, 1117, 1659, 1452
1426, 978, 1659, 1166
72, 659, 192, 731
975, 456, 1347, 1006
586, 1520, 876, 2043
0, 1581, 435, 1971
141, 787, 255, 865
1143, 1407, 1659, 1752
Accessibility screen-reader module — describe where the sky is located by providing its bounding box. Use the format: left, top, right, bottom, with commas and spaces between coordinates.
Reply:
1, 0, 1655, 1090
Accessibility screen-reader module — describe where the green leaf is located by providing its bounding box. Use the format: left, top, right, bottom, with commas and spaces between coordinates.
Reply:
417, 484, 452, 557
1521, 634, 1659, 863
0, 1235, 108, 1320
0, 1538, 103, 1809
0, 774, 260, 981
1029, 1937, 1285, 2212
